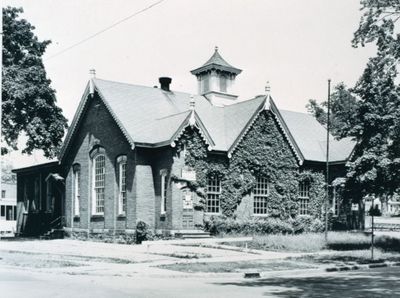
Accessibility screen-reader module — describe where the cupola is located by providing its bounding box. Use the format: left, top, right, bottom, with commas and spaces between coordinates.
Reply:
191, 47, 242, 106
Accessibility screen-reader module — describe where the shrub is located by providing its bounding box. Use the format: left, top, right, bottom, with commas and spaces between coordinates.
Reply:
331, 218, 348, 231
369, 205, 382, 216
250, 233, 326, 252
326, 232, 370, 250
375, 235, 400, 252
309, 218, 325, 233
292, 215, 324, 233
204, 216, 293, 235
135, 221, 153, 244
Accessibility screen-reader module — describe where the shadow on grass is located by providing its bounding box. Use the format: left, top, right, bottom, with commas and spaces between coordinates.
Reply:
213, 268, 400, 298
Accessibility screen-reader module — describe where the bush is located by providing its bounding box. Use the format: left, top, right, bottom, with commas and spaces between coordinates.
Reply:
291, 215, 324, 233
326, 232, 370, 250
310, 218, 325, 233
250, 233, 326, 252
331, 218, 348, 231
135, 221, 153, 244
369, 205, 382, 216
204, 215, 329, 236
204, 216, 293, 235
375, 235, 400, 252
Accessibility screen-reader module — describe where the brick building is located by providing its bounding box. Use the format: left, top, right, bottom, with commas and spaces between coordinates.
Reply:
15, 48, 355, 235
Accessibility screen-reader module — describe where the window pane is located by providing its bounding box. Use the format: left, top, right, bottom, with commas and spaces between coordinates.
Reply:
161, 173, 167, 213
1, 205, 5, 217
119, 161, 127, 213
94, 155, 105, 213
206, 176, 221, 213
74, 169, 80, 216
6, 206, 12, 220
253, 177, 269, 214
298, 181, 310, 215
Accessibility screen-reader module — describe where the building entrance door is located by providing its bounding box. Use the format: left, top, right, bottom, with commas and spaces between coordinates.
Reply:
182, 189, 194, 229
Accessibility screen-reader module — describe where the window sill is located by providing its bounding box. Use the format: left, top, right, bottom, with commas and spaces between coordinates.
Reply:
205, 212, 221, 216
253, 214, 269, 217
91, 215, 104, 222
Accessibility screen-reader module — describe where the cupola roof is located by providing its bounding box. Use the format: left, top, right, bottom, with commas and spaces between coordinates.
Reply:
191, 47, 242, 75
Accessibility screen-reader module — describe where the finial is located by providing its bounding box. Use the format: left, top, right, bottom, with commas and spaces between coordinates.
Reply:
189, 95, 195, 111
265, 81, 271, 94
89, 69, 96, 78
215, 46, 218, 52
189, 95, 196, 127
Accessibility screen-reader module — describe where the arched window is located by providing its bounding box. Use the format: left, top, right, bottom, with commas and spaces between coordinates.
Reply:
73, 164, 81, 216
160, 169, 168, 214
92, 154, 106, 215
117, 155, 127, 215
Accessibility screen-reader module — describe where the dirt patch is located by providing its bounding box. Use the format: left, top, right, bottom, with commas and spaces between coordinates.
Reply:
151, 251, 212, 259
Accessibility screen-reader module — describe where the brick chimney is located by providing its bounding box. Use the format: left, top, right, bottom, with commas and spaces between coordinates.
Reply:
159, 77, 172, 91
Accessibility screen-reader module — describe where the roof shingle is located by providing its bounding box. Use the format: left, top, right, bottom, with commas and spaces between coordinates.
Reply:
61, 78, 355, 164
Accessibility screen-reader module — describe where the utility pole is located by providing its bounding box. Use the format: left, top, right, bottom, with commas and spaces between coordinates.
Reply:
325, 79, 331, 242
371, 197, 375, 260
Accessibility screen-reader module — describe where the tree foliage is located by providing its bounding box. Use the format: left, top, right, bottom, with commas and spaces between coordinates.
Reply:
1, 159, 16, 184
2, 7, 68, 158
347, 0, 400, 198
306, 83, 358, 138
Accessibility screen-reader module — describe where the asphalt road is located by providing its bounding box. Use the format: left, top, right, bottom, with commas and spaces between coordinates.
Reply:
1, 266, 399, 298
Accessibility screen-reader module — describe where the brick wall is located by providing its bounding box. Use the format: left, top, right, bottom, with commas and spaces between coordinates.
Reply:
64, 93, 135, 232
134, 165, 155, 227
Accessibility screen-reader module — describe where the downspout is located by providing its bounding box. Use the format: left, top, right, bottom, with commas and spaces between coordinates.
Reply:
71, 172, 74, 237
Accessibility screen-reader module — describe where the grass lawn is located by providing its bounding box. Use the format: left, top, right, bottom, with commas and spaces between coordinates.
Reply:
292, 249, 400, 266
157, 259, 316, 273
224, 231, 399, 253
0, 250, 136, 268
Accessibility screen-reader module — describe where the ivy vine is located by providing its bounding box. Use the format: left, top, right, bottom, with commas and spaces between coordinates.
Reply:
174, 111, 325, 219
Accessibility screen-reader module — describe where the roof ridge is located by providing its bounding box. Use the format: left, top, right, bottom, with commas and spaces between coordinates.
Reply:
156, 110, 190, 120
224, 96, 266, 107
279, 109, 313, 116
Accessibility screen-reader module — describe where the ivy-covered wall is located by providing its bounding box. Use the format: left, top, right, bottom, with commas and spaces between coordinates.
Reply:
174, 110, 325, 219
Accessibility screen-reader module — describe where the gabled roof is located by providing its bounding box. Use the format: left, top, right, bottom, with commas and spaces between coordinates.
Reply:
278, 110, 355, 163
59, 77, 355, 165
191, 47, 242, 75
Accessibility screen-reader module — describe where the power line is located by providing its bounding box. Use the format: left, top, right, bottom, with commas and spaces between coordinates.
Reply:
45, 0, 165, 61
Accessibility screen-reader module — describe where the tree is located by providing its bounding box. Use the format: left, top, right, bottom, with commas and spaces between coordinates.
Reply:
2, 7, 68, 158
347, 0, 400, 203
306, 83, 358, 138
1, 159, 16, 184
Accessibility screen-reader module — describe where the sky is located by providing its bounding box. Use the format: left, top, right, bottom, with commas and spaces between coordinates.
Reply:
2, 0, 375, 168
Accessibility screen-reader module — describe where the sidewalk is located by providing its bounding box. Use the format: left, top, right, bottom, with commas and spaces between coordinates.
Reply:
0, 238, 315, 278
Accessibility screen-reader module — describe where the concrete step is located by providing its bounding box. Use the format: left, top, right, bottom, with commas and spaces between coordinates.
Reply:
39, 229, 65, 240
